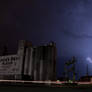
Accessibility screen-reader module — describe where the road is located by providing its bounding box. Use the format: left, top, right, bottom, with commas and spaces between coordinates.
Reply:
0, 80, 91, 92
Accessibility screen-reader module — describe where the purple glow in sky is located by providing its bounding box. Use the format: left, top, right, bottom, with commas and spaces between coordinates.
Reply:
86, 57, 92, 63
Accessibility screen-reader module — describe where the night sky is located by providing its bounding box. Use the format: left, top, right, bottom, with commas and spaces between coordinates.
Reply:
0, 0, 92, 79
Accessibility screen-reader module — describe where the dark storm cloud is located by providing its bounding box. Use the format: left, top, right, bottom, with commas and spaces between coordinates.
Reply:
56, 0, 92, 39
0, 0, 92, 77
55, 0, 92, 76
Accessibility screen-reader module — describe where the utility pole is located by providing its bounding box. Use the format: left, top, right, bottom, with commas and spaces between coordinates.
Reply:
86, 64, 89, 76
64, 56, 77, 82
64, 63, 68, 80
72, 56, 76, 82
72, 64, 76, 82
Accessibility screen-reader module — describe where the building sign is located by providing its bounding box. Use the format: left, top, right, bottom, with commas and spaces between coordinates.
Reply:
0, 55, 22, 75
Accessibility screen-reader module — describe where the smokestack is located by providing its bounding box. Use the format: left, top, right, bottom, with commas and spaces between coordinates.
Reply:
2, 45, 8, 56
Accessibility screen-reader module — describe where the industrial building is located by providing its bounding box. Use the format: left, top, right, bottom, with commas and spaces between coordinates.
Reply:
0, 40, 56, 81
